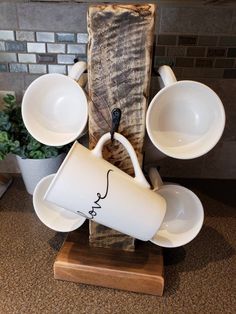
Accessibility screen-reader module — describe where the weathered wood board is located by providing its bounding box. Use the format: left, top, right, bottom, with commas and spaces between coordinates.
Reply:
87, 4, 156, 250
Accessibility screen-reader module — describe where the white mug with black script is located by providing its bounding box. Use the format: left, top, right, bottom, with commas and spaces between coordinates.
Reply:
43, 132, 167, 241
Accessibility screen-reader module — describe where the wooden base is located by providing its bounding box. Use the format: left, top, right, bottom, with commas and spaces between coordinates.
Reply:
54, 222, 164, 296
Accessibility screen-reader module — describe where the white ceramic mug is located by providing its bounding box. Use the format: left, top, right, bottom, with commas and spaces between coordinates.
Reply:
44, 132, 167, 241
148, 167, 204, 248
146, 65, 225, 159
22, 61, 88, 146
33, 174, 86, 232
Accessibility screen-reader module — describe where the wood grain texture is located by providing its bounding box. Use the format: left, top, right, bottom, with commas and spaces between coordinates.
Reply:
87, 4, 155, 250
54, 222, 164, 296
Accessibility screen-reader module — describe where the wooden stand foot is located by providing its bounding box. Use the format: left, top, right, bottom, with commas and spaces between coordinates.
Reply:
54, 223, 164, 296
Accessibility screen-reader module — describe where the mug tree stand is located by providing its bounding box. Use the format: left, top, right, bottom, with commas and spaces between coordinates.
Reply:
53, 4, 164, 296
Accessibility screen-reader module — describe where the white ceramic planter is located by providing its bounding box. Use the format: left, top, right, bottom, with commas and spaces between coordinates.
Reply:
16, 154, 65, 195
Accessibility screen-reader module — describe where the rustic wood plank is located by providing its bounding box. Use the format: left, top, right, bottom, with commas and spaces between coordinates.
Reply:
54, 222, 164, 296
87, 4, 155, 250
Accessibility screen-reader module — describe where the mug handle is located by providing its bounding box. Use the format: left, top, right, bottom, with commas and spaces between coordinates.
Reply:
148, 167, 163, 191
158, 65, 177, 87
68, 61, 87, 81
92, 132, 150, 189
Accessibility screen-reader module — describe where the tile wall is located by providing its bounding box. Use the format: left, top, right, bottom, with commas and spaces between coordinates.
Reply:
1, 30, 235, 79
154, 34, 236, 79
0, 1, 235, 179
0, 29, 88, 75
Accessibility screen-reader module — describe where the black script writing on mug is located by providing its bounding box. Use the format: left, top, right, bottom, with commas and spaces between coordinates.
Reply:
77, 169, 113, 220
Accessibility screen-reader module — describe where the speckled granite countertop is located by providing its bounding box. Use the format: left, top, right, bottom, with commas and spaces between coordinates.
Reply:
0, 176, 235, 314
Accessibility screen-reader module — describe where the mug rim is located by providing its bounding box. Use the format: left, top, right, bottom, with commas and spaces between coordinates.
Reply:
146, 80, 226, 159
22, 73, 88, 146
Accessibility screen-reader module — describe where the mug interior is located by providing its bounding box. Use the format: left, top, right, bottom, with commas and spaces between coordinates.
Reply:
151, 184, 204, 247
147, 81, 225, 159
22, 74, 88, 146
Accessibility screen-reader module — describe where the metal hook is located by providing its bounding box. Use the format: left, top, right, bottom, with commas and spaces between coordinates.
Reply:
110, 108, 121, 141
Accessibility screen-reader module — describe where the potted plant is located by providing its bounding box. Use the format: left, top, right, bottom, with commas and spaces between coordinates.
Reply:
0, 94, 69, 195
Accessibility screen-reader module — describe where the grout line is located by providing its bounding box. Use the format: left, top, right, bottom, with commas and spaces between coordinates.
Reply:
15, 3, 20, 34
212, 58, 216, 67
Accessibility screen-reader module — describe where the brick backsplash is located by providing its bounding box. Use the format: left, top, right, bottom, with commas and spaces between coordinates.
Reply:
16, 31, 35, 42
56, 33, 76, 43
37, 53, 57, 64
157, 35, 177, 45
176, 57, 194, 67
198, 36, 218, 46
9, 63, 28, 73
154, 34, 236, 79
5, 41, 27, 52
195, 58, 214, 68
0, 30, 88, 75
0, 28, 235, 79
178, 35, 197, 46
207, 48, 226, 57
47, 43, 65, 53
224, 69, 236, 78
36, 32, 54, 43
187, 47, 206, 57
228, 48, 236, 57
0, 63, 7, 72
0, 30, 14, 41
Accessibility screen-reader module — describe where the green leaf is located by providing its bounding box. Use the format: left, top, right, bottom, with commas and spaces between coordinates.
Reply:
6, 94, 15, 101
0, 151, 6, 160
0, 131, 9, 142
3, 94, 15, 104
29, 150, 45, 159
41, 146, 59, 158
9, 140, 21, 155
0, 132, 11, 159
27, 138, 41, 151
0, 112, 10, 130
